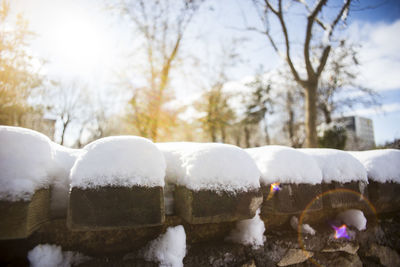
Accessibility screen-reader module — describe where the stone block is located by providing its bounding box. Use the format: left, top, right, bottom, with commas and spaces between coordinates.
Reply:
0, 188, 50, 240
174, 186, 263, 224
321, 181, 370, 212
67, 186, 164, 230
261, 183, 323, 216
367, 181, 400, 214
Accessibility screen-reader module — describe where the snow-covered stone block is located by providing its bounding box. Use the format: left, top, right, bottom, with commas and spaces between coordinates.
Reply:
68, 136, 166, 230
246, 146, 323, 218
301, 148, 369, 211
0, 188, 50, 239
0, 126, 54, 239
350, 149, 400, 213
174, 186, 262, 224
157, 142, 262, 223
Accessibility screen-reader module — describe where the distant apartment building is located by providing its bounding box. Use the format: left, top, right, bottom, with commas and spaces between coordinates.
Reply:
335, 116, 375, 150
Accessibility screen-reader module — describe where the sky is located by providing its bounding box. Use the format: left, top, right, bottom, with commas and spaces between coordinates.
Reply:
10, 0, 400, 145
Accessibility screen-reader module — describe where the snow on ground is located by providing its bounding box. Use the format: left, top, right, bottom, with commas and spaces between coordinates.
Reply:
0, 126, 54, 201
226, 209, 266, 249
27, 244, 89, 267
156, 142, 260, 193
70, 136, 165, 189
337, 209, 367, 231
290, 216, 316, 236
50, 143, 81, 216
299, 148, 368, 183
144, 225, 186, 267
246, 146, 322, 185
350, 149, 400, 183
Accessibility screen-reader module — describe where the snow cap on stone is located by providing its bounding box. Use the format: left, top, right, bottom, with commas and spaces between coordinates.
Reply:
157, 142, 260, 193
246, 145, 322, 185
300, 148, 367, 183
350, 149, 400, 183
71, 136, 165, 189
0, 126, 54, 201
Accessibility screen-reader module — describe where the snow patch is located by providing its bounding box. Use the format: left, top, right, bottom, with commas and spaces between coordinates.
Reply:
27, 244, 89, 267
246, 146, 322, 185
350, 149, 400, 183
300, 148, 367, 183
0, 126, 54, 201
50, 143, 81, 216
157, 142, 260, 193
71, 136, 165, 189
290, 216, 316, 235
226, 209, 266, 249
337, 209, 367, 231
144, 225, 186, 267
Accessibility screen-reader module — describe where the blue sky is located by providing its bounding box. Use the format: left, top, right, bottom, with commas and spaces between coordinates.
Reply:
12, 0, 400, 145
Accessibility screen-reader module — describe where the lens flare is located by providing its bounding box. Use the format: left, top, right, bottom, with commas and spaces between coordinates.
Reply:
271, 182, 281, 192
332, 224, 350, 239
267, 182, 281, 200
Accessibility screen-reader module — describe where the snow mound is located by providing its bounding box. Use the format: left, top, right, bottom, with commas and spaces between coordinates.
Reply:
157, 142, 260, 193
0, 126, 54, 201
226, 209, 266, 249
144, 225, 186, 267
290, 216, 316, 235
350, 149, 400, 183
246, 146, 322, 185
50, 143, 82, 216
27, 244, 89, 267
300, 148, 367, 183
337, 209, 367, 231
70, 136, 165, 189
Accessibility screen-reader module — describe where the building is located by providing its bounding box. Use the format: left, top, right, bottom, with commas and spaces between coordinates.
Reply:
335, 116, 375, 150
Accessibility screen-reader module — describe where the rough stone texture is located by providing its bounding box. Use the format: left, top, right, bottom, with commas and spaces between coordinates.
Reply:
322, 181, 371, 213
277, 249, 314, 266
174, 186, 263, 224
365, 243, 400, 267
322, 242, 359, 255
68, 186, 164, 230
0, 188, 50, 240
367, 181, 400, 213
261, 184, 323, 215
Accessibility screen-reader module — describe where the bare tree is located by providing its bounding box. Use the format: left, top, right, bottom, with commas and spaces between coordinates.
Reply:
45, 82, 90, 145
317, 41, 379, 124
115, 0, 204, 141
251, 0, 352, 147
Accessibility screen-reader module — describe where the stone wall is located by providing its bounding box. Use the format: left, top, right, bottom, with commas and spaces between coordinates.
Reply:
1, 177, 400, 266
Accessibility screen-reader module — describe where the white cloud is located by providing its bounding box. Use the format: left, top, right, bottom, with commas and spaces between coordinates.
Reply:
344, 103, 400, 117
348, 20, 400, 91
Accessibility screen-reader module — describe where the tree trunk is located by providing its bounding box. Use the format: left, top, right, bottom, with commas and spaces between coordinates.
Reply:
304, 83, 318, 148
244, 126, 251, 148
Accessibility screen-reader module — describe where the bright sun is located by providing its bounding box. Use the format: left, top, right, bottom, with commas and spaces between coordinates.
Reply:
19, 0, 116, 78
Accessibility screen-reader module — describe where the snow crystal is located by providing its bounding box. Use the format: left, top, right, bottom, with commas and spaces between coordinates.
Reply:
144, 225, 186, 267
50, 143, 81, 216
70, 136, 165, 189
290, 216, 316, 236
246, 146, 322, 185
350, 149, 400, 183
299, 148, 368, 183
226, 209, 266, 249
337, 209, 367, 231
0, 126, 54, 201
27, 244, 89, 267
156, 142, 260, 193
